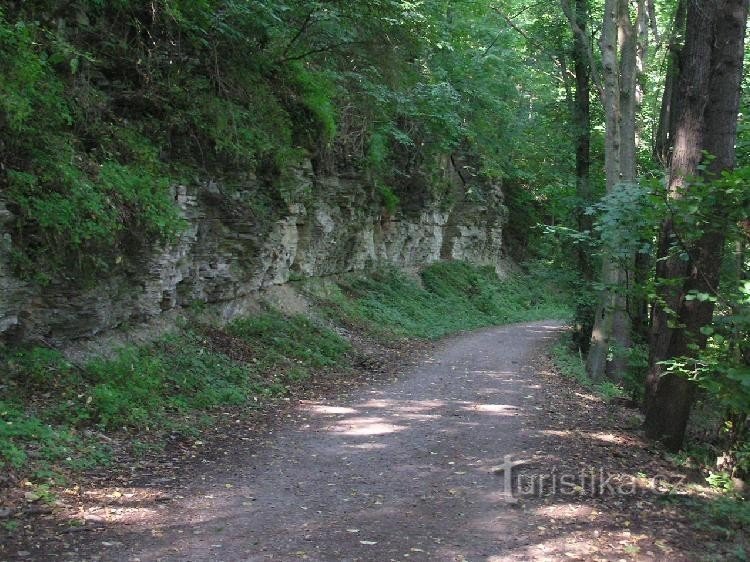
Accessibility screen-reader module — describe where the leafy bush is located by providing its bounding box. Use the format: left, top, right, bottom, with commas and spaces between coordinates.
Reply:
4, 346, 76, 388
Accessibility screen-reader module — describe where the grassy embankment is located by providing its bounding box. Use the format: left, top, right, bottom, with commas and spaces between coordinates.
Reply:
0, 261, 571, 486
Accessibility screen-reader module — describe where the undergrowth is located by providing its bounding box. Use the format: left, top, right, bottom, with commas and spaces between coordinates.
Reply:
686, 494, 750, 547
551, 335, 627, 401
309, 261, 572, 340
653, 481, 750, 556
553, 335, 750, 551
0, 309, 349, 477
0, 261, 569, 486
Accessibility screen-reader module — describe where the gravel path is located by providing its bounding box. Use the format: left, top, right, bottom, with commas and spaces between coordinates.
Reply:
88, 321, 565, 561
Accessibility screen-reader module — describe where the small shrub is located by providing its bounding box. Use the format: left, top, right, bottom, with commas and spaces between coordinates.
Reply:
707, 471, 736, 494
377, 183, 400, 214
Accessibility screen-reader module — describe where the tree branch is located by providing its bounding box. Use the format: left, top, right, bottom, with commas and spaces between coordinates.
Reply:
490, 6, 575, 84
275, 41, 365, 64
482, 30, 505, 57
560, 0, 604, 95
282, 10, 317, 58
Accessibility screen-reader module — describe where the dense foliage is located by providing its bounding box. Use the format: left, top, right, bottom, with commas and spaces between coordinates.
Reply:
0, 0, 570, 281
536, 0, 750, 484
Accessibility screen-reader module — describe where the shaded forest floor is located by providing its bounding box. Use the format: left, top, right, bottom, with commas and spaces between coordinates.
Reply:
1, 320, 743, 561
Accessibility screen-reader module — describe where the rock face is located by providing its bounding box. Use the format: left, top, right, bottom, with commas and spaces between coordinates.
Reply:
0, 161, 508, 344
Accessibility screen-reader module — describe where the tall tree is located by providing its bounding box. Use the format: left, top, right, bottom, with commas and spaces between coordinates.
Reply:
500, 0, 593, 276
572, 0, 593, 280
563, 0, 649, 380
644, 0, 749, 451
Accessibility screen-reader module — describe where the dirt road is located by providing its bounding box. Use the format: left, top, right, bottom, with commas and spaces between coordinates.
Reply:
12, 321, 718, 561
88, 322, 564, 561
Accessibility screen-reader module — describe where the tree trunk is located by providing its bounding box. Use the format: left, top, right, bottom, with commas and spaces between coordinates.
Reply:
619, 0, 638, 186
629, 0, 651, 343
631, 251, 651, 341
588, 0, 645, 380
644, 0, 749, 451
586, 0, 622, 379
653, 0, 687, 165
573, 0, 593, 281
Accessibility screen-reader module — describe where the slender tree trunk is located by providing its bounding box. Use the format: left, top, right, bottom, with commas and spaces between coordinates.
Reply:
630, 0, 651, 343
562, 0, 649, 378
600, 0, 621, 196
644, 0, 749, 451
573, 0, 593, 281
607, 0, 645, 377
654, 0, 687, 165
586, 0, 622, 379
619, 0, 638, 186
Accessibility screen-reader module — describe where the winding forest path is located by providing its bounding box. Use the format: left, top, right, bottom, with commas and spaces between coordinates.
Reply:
111, 321, 565, 561
20, 321, 712, 560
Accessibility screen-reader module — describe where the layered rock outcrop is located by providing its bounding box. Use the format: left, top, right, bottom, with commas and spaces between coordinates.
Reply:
0, 161, 507, 344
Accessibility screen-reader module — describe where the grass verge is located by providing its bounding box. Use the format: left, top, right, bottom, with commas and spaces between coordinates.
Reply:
0, 310, 350, 479
306, 261, 572, 339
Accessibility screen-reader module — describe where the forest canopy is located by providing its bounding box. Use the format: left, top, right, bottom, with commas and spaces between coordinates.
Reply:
0, 0, 569, 281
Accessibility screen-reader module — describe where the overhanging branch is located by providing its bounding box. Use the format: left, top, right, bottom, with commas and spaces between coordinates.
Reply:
490, 6, 575, 84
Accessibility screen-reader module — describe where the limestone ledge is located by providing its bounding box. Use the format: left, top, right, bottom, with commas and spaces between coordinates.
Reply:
0, 167, 507, 344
